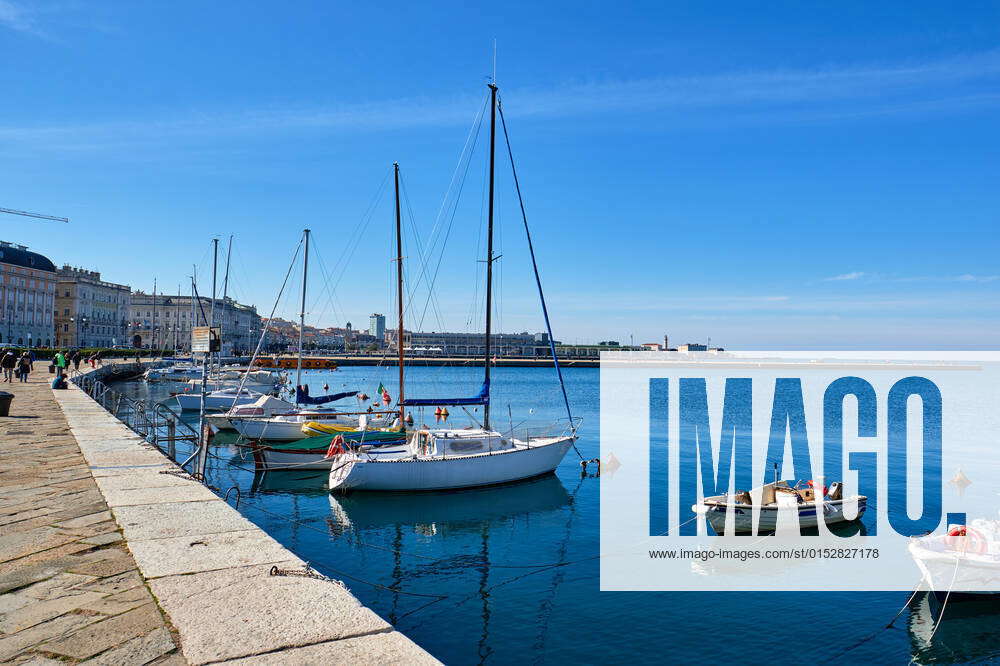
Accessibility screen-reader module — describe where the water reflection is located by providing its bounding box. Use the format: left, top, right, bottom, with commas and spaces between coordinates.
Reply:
908, 592, 1000, 663
327, 474, 571, 533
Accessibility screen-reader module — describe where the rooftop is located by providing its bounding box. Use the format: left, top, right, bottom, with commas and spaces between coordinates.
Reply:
0, 241, 57, 272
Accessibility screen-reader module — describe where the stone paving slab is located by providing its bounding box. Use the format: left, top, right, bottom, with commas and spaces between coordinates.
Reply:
112, 500, 260, 540
148, 563, 394, 664
0, 368, 182, 664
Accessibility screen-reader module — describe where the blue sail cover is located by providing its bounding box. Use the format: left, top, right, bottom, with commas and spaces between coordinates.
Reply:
296, 386, 358, 405
399, 380, 490, 407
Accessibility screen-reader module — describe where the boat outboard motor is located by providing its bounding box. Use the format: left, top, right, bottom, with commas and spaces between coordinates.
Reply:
827, 482, 843, 500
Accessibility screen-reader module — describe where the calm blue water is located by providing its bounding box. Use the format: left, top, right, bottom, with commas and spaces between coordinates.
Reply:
114, 365, 1000, 664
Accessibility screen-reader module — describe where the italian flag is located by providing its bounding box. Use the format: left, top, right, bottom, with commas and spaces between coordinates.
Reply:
377, 383, 391, 405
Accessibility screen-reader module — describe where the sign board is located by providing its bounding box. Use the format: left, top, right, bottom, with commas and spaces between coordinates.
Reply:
191, 326, 221, 353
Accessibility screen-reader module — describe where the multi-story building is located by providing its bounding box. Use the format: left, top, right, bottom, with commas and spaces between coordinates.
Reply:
130, 292, 261, 354
55, 266, 131, 348
384, 330, 554, 357
0, 241, 57, 347
369, 313, 386, 342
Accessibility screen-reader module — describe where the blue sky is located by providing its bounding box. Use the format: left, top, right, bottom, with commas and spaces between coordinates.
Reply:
1, 1, 998, 348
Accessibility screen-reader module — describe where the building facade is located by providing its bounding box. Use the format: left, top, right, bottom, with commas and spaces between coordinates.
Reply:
55, 266, 131, 348
369, 313, 386, 341
130, 292, 261, 354
0, 241, 57, 347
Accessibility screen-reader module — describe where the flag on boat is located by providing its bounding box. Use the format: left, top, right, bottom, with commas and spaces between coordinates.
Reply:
377, 382, 391, 405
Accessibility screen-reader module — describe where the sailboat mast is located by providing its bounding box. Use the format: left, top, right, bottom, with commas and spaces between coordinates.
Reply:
152, 278, 157, 352
483, 83, 498, 430
394, 163, 405, 426
222, 235, 232, 354
296, 229, 310, 400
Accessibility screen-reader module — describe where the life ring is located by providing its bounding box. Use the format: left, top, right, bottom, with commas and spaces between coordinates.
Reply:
946, 525, 988, 554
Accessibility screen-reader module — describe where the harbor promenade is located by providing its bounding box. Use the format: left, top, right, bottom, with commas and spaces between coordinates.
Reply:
0, 368, 182, 664
0, 364, 438, 664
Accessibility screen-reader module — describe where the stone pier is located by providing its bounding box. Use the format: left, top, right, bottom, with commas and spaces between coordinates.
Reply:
0, 365, 438, 664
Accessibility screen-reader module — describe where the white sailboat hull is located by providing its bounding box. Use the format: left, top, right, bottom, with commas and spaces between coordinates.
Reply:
252, 443, 410, 471
329, 437, 574, 491
175, 391, 262, 412
232, 413, 388, 440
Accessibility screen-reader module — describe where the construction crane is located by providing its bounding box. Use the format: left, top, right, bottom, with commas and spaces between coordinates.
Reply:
0, 207, 69, 223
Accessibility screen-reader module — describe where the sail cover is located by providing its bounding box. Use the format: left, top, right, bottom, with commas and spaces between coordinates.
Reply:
399, 380, 490, 407
296, 386, 358, 405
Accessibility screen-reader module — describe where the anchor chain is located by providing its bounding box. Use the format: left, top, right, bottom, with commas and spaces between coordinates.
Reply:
268, 565, 348, 590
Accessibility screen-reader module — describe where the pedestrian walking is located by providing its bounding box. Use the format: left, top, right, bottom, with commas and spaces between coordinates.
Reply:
1, 349, 15, 382
71, 350, 81, 371
17, 352, 31, 383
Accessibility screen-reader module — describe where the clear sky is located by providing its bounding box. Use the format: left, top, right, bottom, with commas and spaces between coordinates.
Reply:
1, 1, 998, 349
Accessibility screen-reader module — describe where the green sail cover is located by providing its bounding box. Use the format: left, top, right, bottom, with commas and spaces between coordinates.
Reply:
266, 430, 406, 451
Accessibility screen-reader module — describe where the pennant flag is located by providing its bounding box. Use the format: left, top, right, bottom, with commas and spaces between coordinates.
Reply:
377, 382, 391, 406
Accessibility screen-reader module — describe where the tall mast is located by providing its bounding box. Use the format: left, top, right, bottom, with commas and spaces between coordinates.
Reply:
210, 239, 218, 363
393, 163, 405, 426
483, 83, 498, 429
296, 229, 310, 400
222, 235, 233, 354
152, 278, 157, 351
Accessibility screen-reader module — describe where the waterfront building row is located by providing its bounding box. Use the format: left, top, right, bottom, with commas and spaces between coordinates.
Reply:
1, 240, 262, 350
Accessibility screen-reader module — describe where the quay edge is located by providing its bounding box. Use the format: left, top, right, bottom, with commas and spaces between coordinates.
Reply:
52, 362, 440, 665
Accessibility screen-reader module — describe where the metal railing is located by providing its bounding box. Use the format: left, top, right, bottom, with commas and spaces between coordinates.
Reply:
74, 373, 201, 471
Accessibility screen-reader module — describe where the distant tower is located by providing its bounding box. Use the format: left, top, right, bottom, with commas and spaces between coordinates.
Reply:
664, 334, 669, 350
369, 313, 386, 341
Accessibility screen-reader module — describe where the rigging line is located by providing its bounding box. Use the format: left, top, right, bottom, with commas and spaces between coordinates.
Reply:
421, 93, 490, 271
326, 168, 392, 298
497, 97, 580, 451
306, 237, 348, 328
231, 238, 304, 398
414, 95, 489, 333
467, 128, 492, 331
398, 174, 438, 323
398, 172, 445, 331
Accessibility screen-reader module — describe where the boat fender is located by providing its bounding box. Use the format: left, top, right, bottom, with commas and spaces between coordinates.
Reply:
324, 435, 347, 459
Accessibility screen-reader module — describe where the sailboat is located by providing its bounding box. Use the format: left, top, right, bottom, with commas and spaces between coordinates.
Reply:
329, 82, 578, 492
228, 228, 397, 441
248, 165, 411, 469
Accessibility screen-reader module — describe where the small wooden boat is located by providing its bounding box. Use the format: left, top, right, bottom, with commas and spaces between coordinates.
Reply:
698, 479, 866, 534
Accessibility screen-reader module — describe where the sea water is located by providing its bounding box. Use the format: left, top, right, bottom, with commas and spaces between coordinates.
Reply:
115, 364, 1000, 663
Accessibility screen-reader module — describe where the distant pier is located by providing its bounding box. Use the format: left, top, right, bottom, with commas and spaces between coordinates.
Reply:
254, 354, 599, 369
